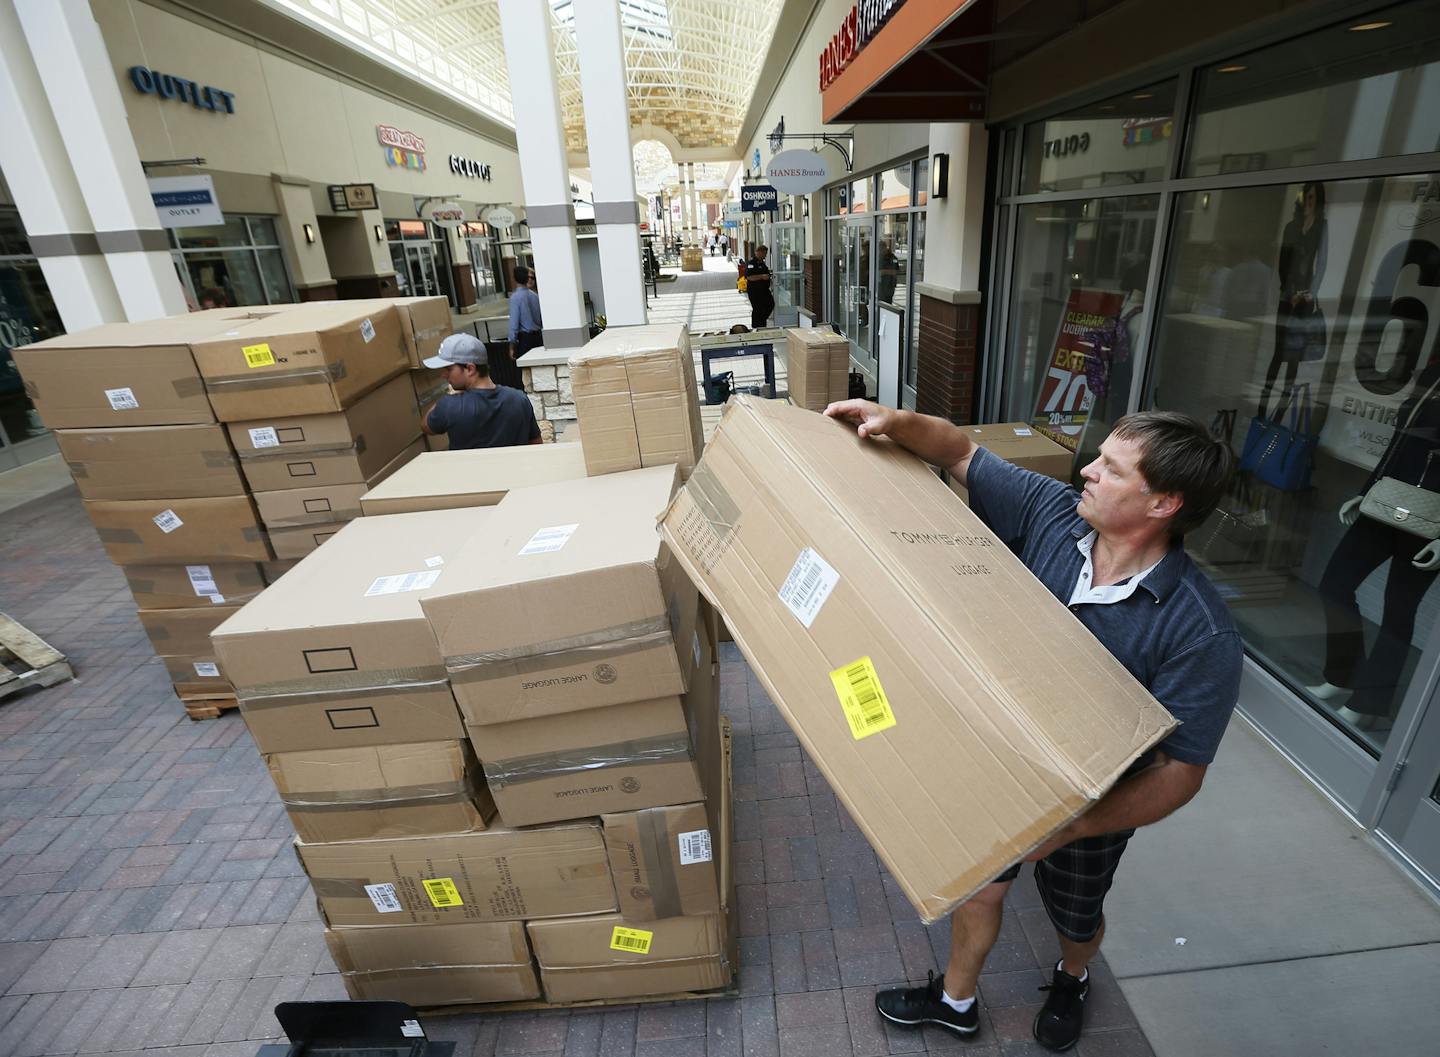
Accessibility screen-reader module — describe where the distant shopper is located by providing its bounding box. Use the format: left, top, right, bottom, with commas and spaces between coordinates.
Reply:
720, 232, 730, 259
744, 245, 774, 329
508, 266, 543, 360
422, 334, 541, 449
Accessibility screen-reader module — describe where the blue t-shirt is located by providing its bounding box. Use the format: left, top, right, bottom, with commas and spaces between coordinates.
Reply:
968, 447, 1243, 766
426, 386, 540, 450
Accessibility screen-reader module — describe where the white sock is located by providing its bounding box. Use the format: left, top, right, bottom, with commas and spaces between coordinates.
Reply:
1057, 959, 1088, 983
940, 991, 975, 1014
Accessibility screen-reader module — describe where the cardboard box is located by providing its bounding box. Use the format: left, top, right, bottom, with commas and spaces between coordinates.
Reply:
948, 423, 1075, 503
420, 465, 699, 725
10, 311, 252, 429
526, 911, 731, 1003
658, 397, 1176, 923
227, 373, 421, 492
212, 506, 493, 753
140, 605, 243, 658
56, 424, 243, 501
568, 323, 704, 480
423, 428, 448, 452
602, 801, 719, 921
784, 327, 851, 412
326, 921, 539, 1005
346, 297, 452, 369
256, 439, 423, 558
190, 302, 409, 420
295, 822, 617, 926
86, 495, 270, 565
163, 654, 232, 698
260, 560, 300, 584
409, 367, 449, 409
267, 740, 495, 844
124, 562, 266, 609
359, 444, 588, 516
466, 694, 701, 828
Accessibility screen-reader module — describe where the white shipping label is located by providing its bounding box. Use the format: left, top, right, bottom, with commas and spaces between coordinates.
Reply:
364, 882, 404, 913
248, 426, 280, 448
519, 523, 579, 555
207, 594, 226, 604
360, 318, 376, 343
364, 569, 442, 597
1013, 427, 1033, 436
186, 565, 218, 595
678, 829, 713, 865
400, 1020, 425, 1039
153, 509, 184, 534
777, 547, 839, 629
193, 662, 221, 678
424, 555, 445, 568
105, 387, 139, 411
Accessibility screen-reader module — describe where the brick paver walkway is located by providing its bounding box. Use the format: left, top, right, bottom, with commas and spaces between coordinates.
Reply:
0, 485, 1155, 1056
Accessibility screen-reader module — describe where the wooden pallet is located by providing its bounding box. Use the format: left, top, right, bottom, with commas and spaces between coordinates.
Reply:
0, 611, 73, 702
181, 694, 240, 720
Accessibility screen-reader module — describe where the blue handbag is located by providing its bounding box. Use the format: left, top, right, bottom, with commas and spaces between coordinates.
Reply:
1241, 384, 1316, 491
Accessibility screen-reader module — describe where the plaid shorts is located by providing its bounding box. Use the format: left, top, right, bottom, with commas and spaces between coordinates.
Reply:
993, 829, 1136, 942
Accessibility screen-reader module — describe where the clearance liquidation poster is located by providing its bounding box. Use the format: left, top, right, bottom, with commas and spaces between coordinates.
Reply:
1030, 288, 1125, 451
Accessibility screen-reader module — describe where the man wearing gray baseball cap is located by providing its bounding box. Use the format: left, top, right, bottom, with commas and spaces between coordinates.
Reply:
421, 333, 542, 449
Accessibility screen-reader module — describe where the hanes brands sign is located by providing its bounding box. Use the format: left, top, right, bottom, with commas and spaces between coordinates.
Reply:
818, 0, 907, 91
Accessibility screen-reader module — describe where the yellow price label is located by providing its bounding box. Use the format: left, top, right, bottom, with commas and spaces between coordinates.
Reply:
609, 926, 654, 954
242, 342, 275, 368
422, 877, 463, 907
830, 656, 896, 740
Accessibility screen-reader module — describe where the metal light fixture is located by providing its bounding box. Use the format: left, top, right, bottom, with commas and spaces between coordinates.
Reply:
374, 224, 384, 242
1217, 64, 1247, 73
930, 152, 949, 200
302, 223, 316, 244
1348, 20, 1392, 31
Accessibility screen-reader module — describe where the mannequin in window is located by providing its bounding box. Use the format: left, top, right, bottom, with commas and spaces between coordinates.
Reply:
1259, 182, 1328, 418
1308, 359, 1440, 726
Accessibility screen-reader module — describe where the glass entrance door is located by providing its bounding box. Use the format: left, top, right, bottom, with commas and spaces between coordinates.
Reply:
762, 221, 805, 327
1377, 664, 1440, 886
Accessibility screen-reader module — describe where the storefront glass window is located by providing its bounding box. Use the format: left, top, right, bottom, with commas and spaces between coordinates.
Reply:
386, 221, 456, 304
908, 211, 926, 394
1000, 194, 1160, 472
878, 164, 910, 211
913, 157, 929, 207
0, 210, 61, 458
1149, 175, 1440, 753
169, 215, 293, 307
849, 177, 871, 214
1185, 1, 1440, 177
1019, 81, 1177, 194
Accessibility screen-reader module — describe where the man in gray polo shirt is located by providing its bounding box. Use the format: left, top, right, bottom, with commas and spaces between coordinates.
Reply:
825, 400, 1243, 1053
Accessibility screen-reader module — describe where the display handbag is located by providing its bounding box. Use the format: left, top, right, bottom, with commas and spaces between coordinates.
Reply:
1240, 383, 1317, 492
1198, 474, 1269, 567
1358, 377, 1440, 539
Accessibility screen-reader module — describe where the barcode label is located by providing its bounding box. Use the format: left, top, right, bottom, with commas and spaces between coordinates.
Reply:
193, 662, 220, 678
829, 657, 897, 740
364, 569, 442, 596
186, 565, 217, 596
364, 882, 403, 913
207, 594, 226, 604
422, 877, 463, 907
609, 926, 654, 954
242, 343, 275, 368
360, 318, 376, 343
400, 1020, 424, 1038
519, 523, 580, 555
678, 829, 713, 865
777, 547, 839, 628
1013, 427, 1033, 436
424, 555, 445, 568
248, 426, 280, 448
153, 509, 184, 534
105, 387, 139, 410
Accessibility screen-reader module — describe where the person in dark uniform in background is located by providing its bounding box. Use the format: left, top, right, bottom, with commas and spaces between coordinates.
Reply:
745, 245, 774, 329
422, 334, 541, 449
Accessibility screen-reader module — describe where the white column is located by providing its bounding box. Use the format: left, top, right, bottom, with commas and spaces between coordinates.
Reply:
573, 0, 646, 326
687, 164, 702, 244
498, 0, 589, 351
0, 0, 124, 331
15, 0, 187, 321
924, 123, 988, 294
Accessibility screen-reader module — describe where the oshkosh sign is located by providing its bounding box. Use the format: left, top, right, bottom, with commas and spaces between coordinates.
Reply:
818, 0, 907, 91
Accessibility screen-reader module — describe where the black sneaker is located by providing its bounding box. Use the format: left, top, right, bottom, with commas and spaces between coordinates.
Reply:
874, 971, 979, 1037
1033, 964, 1089, 1051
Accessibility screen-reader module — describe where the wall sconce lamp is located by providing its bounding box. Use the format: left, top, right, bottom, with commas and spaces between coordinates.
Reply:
302, 223, 316, 244
1201, 192, 1212, 210
374, 224, 384, 242
931, 152, 949, 199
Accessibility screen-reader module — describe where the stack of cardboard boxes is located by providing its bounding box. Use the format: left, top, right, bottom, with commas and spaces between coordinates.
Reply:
211, 465, 734, 1007
784, 326, 851, 412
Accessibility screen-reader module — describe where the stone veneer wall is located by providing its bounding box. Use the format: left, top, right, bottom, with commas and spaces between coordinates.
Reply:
517, 351, 579, 443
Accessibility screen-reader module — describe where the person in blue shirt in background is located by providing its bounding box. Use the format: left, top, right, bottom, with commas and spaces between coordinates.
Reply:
422, 334, 540, 450
508, 265, 544, 360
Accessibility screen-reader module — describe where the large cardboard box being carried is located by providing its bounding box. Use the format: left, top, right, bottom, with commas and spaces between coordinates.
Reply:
268, 740, 495, 844
567, 323, 704, 480
360, 444, 589, 516
56, 424, 244, 501
226, 373, 421, 492
784, 327, 851, 412
212, 507, 493, 753
190, 302, 408, 421
659, 397, 1175, 923
420, 465, 699, 725
326, 921, 539, 1005
346, 296, 452, 368
948, 423, 1074, 503
125, 562, 267, 609
295, 822, 617, 926
255, 438, 424, 558
86, 495, 270, 565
